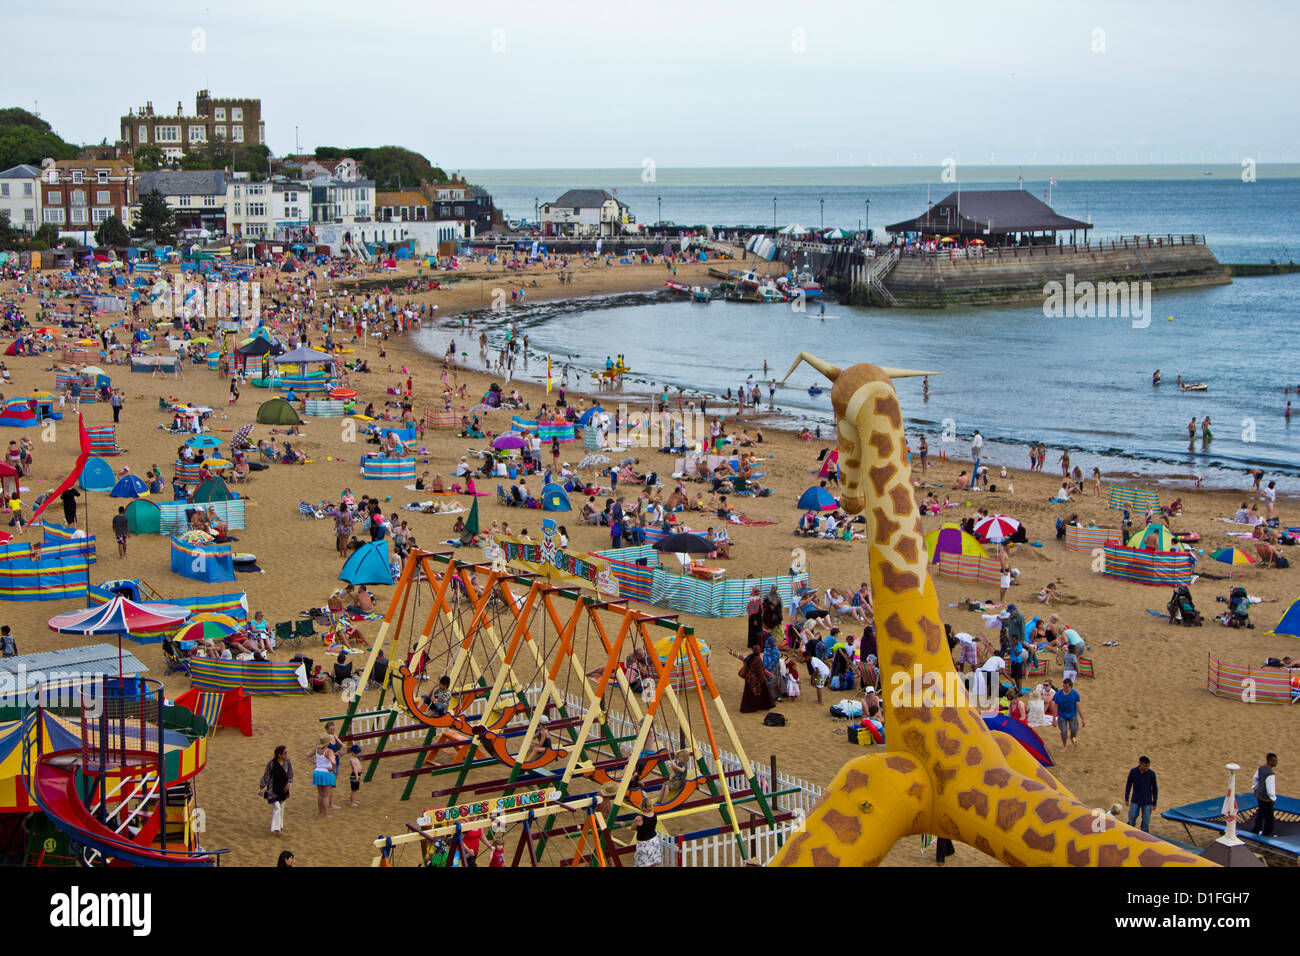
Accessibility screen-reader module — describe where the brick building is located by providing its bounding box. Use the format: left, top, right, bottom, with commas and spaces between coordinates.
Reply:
119, 90, 265, 161
39, 158, 135, 234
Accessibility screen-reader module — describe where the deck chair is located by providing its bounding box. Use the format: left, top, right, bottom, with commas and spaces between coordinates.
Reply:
1076, 657, 1095, 679
293, 618, 317, 642
509, 486, 525, 507
298, 501, 325, 519
496, 484, 511, 507
1025, 658, 1048, 678
259, 446, 278, 464
273, 620, 295, 648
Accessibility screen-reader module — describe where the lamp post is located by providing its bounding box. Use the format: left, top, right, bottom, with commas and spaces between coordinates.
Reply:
864, 198, 870, 239
819, 198, 824, 230
657, 195, 662, 227
772, 197, 777, 232
533, 196, 538, 228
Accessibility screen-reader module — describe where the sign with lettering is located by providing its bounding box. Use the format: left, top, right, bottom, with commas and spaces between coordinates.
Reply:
494, 519, 618, 595
423, 787, 559, 826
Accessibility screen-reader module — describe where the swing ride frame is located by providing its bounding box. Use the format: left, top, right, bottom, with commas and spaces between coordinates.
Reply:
334, 549, 782, 866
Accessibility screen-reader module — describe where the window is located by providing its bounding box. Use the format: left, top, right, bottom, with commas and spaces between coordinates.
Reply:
163, 147, 183, 160
156, 126, 180, 143
72, 171, 83, 184
247, 203, 266, 217
231, 107, 243, 121
0, 184, 7, 197
92, 208, 110, 224
71, 189, 86, 206
22, 208, 33, 223
233, 203, 240, 215
214, 107, 226, 121
232, 127, 244, 142
138, 126, 147, 143
214, 126, 226, 139
22, 183, 32, 197
97, 170, 108, 184
44, 209, 65, 224
96, 190, 110, 204
70, 207, 87, 224
188, 126, 206, 143
47, 190, 61, 204
455, 206, 464, 217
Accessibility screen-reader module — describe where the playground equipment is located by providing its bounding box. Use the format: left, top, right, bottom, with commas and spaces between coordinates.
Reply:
15, 676, 222, 866
333, 551, 788, 866
768, 355, 1210, 868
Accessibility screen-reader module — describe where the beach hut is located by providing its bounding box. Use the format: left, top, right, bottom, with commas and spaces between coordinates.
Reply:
340, 540, 394, 586
256, 396, 302, 425
541, 483, 571, 511
924, 523, 988, 564
124, 498, 161, 535
192, 478, 235, 503
1267, 598, 1300, 638
109, 474, 149, 498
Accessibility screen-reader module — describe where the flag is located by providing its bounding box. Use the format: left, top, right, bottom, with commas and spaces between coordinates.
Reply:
32, 413, 92, 524
464, 498, 479, 537
1049, 178, 1058, 186
547, 354, 552, 393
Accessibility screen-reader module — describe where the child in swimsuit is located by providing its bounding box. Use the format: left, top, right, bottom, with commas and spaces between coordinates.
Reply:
348, 744, 363, 807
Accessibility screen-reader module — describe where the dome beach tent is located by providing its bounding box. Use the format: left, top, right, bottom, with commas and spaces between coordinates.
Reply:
192, 478, 235, 503
77, 457, 116, 494
124, 498, 162, 535
1267, 598, 1300, 638
340, 539, 394, 586
256, 396, 302, 425
924, 523, 988, 564
0, 402, 37, 428
109, 473, 149, 498
541, 483, 571, 511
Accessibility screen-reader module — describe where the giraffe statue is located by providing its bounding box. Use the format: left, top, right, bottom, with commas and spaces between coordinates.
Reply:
771, 356, 1212, 867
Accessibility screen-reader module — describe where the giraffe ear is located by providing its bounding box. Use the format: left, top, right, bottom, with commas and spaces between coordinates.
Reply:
879, 368, 940, 380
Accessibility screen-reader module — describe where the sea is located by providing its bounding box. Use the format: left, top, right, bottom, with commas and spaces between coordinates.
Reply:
416, 166, 1300, 491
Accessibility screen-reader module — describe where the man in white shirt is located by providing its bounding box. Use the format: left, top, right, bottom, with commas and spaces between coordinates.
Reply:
978, 655, 1005, 704
971, 430, 983, 464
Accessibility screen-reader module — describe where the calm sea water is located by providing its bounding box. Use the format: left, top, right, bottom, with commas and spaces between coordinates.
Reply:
422, 170, 1300, 490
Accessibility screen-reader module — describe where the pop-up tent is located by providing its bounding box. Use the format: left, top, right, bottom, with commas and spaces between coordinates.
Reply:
192, 478, 235, 503
124, 498, 161, 535
339, 540, 394, 586
256, 396, 302, 425
1267, 598, 1300, 638
541, 482, 571, 511
109, 473, 149, 498
0, 402, 37, 428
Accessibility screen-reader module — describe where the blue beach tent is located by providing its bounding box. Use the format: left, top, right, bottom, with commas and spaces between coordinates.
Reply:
541, 483, 571, 511
340, 540, 394, 586
110, 474, 149, 498
79, 456, 116, 492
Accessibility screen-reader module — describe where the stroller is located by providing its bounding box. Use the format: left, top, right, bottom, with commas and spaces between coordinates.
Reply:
1166, 584, 1203, 626
1220, 586, 1254, 629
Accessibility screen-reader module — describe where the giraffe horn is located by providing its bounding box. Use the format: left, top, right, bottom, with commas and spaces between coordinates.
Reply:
879, 367, 941, 379
782, 352, 841, 385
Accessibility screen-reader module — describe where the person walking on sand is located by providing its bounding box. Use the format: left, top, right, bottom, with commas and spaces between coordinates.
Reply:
1092, 467, 1102, 498
1050, 678, 1084, 749
1058, 448, 1070, 478
918, 435, 929, 476
1124, 756, 1158, 832
259, 744, 293, 836
1250, 753, 1278, 837
112, 506, 129, 558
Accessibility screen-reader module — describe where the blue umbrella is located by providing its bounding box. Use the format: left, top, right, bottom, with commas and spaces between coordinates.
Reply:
185, 435, 222, 449
796, 486, 838, 512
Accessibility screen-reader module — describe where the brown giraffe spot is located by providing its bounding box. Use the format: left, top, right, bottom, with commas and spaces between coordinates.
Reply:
867, 432, 893, 460
1022, 828, 1057, 853
822, 809, 862, 845
883, 613, 915, 646
1001, 848, 1027, 867
996, 798, 1028, 831
957, 789, 989, 818
871, 507, 901, 545
879, 561, 921, 594
1139, 850, 1199, 866
994, 737, 1015, 757
1066, 840, 1091, 866
867, 463, 896, 498
894, 706, 933, 724
1130, 830, 1163, 844
983, 769, 1012, 787
895, 535, 919, 564
890, 650, 916, 672
907, 781, 925, 801
1098, 845, 1132, 867
934, 765, 958, 795
841, 768, 871, 792
936, 813, 960, 838
910, 811, 924, 834
810, 846, 841, 867
1021, 779, 1046, 793
918, 617, 943, 655
1068, 814, 1096, 836
973, 834, 995, 857
964, 747, 983, 767
1036, 767, 1061, 789
934, 730, 961, 756
844, 458, 861, 470
1034, 799, 1070, 824
774, 831, 809, 865
874, 394, 902, 429
884, 755, 918, 774
888, 484, 914, 519
941, 708, 969, 734
901, 729, 930, 761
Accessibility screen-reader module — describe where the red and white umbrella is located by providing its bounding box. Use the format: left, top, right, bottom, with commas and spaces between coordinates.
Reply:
972, 514, 1020, 543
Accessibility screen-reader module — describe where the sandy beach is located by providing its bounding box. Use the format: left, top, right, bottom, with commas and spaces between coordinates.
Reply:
3, 253, 1298, 868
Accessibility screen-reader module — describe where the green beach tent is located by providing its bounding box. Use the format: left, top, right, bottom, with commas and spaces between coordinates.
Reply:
124, 498, 161, 535
256, 396, 302, 425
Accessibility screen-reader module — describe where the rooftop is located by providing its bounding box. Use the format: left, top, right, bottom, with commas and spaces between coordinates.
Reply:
550, 189, 628, 210
0, 164, 41, 179
886, 189, 1090, 236
137, 169, 231, 197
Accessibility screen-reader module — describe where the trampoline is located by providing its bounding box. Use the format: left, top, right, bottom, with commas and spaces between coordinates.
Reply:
1161, 794, 1300, 860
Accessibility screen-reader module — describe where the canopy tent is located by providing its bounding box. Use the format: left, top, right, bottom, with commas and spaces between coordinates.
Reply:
109, 473, 149, 498
273, 345, 335, 372
48, 596, 190, 635
340, 539, 394, 585
924, 523, 988, 564
256, 396, 303, 425
124, 498, 162, 535
541, 483, 571, 511
192, 478, 235, 503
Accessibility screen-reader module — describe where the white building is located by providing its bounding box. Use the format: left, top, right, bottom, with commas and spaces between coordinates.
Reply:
0, 165, 42, 234
135, 169, 230, 234
540, 189, 635, 237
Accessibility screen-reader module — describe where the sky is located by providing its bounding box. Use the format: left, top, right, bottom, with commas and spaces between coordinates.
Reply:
5, 0, 1297, 169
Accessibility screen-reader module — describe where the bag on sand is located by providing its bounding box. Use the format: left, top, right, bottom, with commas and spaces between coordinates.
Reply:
762, 712, 786, 727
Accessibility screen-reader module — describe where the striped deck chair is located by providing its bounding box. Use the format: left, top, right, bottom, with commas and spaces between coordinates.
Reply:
1076, 657, 1095, 679
196, 690, 225, 738
1026, 658, 1048, 678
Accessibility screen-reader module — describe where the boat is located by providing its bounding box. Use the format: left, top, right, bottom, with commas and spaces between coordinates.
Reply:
808, 386, 823, 396
664, 281, 692, 296
1180, 383, 1208, 392
690, 286, 712, 303
779, 270, 823, 299
755, 280, 785, 303
737, 270, 763, 292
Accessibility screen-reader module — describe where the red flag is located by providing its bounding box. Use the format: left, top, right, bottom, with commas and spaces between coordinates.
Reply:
32, 413, 92, 525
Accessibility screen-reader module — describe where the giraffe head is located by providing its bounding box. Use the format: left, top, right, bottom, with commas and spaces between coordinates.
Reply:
783, 354, 937, 515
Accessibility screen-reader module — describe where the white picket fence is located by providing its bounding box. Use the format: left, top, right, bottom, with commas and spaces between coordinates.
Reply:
672, 818, 803, 867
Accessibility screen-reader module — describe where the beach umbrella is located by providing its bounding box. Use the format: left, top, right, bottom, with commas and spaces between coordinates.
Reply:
189, 336, 212, 345
651, 533, 714, 556
469, 403, 495, 414
1210, 547, 1255, 565
796, 486, 839, 512
192, 612, 242, 629
34, 327, 59, 336
174, 619, 237, 644
48, 596, 191, 636
972, 514, 1020, 543
330, 387, 357, 400
80, 365, 107, 377
969, 238, 986, 245
923, 523, 988, 564
1127, 524, 1177, 551
185, 435, 222, 449
231, 424, 254, 449
179, 530, 214, 544
492, 434, 527, 451
201, 458, 232, 469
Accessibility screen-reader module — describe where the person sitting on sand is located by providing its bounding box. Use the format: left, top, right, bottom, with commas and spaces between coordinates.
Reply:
1037, 582, 1061, 605
665, 484, 688, 511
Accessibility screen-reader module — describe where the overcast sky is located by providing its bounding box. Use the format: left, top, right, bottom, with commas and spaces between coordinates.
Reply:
7, 0, 1296, 168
